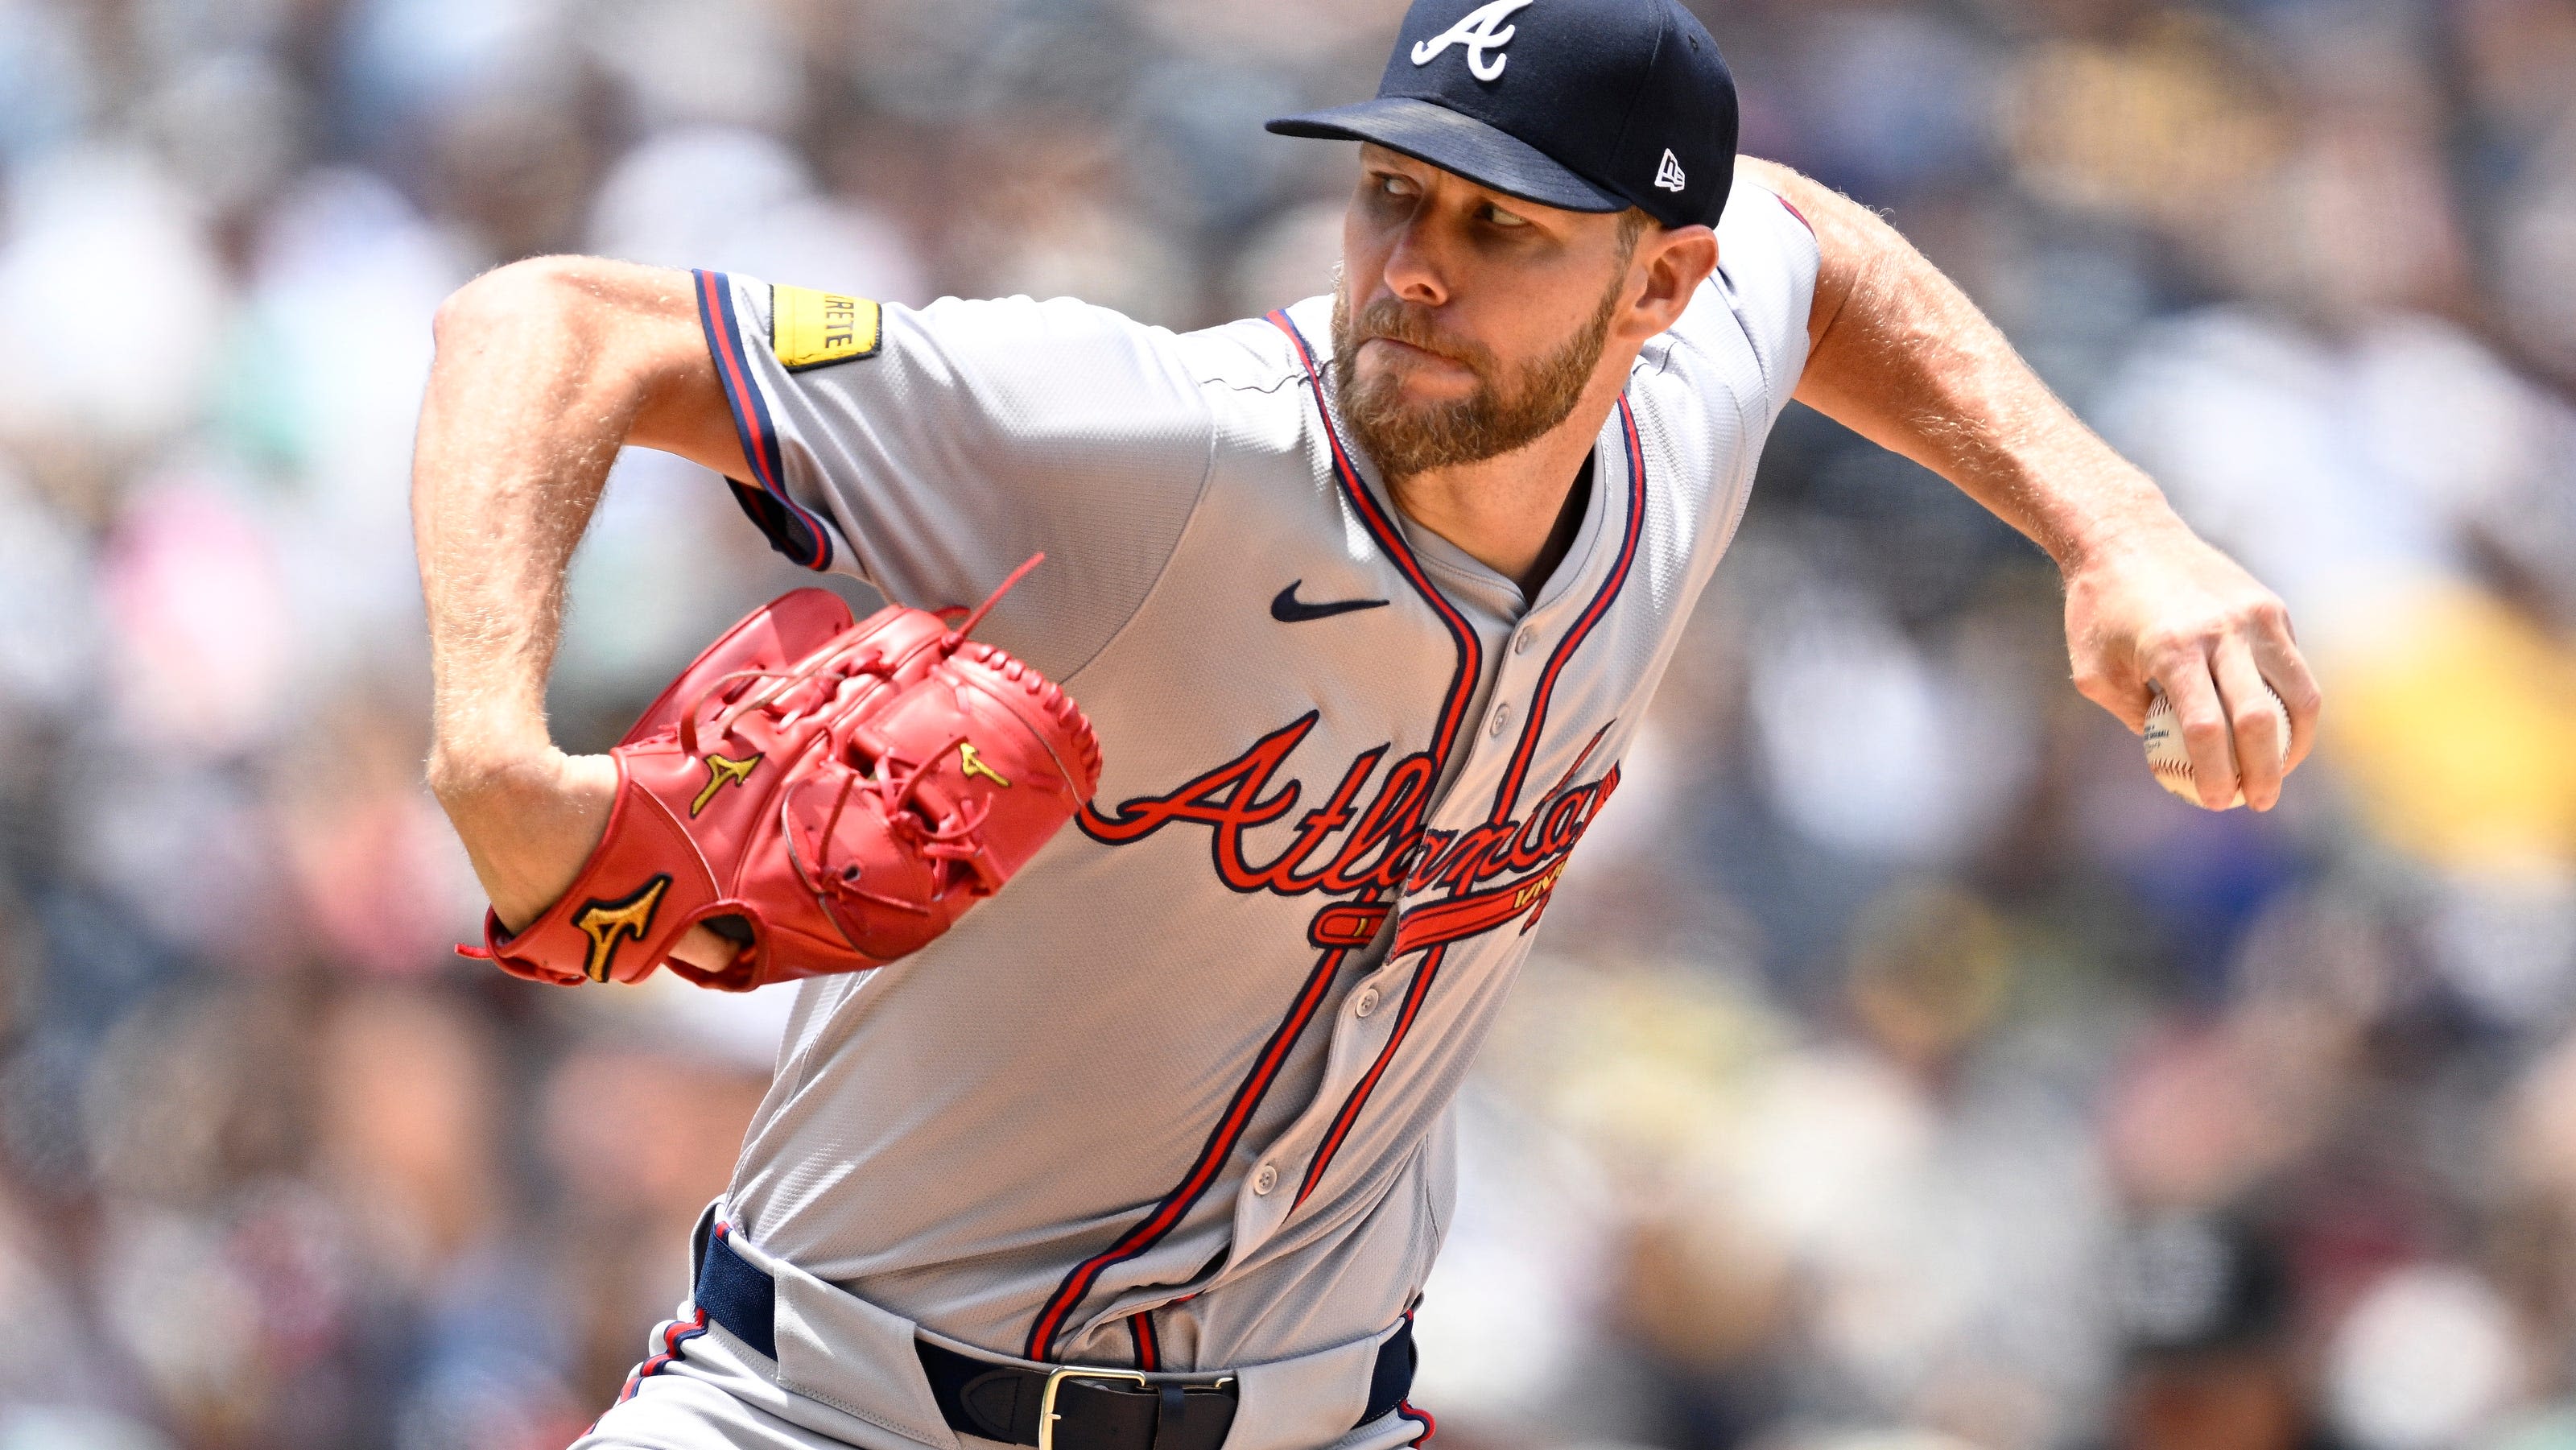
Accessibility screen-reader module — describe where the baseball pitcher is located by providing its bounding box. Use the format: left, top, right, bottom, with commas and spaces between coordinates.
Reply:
409, 1, 2321, 1447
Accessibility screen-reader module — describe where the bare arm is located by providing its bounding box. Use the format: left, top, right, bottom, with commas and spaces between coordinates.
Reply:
1739, 157, 2322, 811
413, 256, 744, 941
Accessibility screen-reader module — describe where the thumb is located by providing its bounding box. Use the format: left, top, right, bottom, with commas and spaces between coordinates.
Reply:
2069, 633, 2153, 734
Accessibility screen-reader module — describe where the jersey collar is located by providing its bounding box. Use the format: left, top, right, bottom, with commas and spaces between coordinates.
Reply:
1275, 293, 1633, 627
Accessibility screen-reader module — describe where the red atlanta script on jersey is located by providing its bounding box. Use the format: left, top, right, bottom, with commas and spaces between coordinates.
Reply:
1077, 716, 1619, 955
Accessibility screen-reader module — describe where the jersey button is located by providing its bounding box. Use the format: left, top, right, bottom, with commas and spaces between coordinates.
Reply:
1354, 987, 1381, 1018
1252, 1163, 1279, 1196
1489, 703, 1513, 737
1514, 629, 1537, 655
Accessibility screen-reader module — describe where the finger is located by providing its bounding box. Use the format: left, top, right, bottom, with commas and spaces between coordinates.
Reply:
671, 923, 739, 973
2149, 641, 2240, 809
2248, 618, 2323, 772
2074, 663, 2153, 735
2211, 638, 2285, 811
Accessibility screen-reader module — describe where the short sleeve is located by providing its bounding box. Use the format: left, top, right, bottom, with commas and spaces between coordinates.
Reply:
1687, 182, 1821, 428
692, 271, 1215, 680
1622, 181, 1822, 556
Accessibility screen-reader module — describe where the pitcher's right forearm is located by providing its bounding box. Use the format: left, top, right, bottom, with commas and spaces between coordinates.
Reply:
413, 278, 626, 782
410, 258, 742, 791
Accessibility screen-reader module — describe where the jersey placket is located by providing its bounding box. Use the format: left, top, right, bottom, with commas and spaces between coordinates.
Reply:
1202, 399, 1644, 1285
1061, 320, 1649, 1353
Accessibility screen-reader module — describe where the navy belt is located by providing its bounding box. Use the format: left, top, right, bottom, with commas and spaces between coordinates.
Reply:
692, 1225, 1414, 1450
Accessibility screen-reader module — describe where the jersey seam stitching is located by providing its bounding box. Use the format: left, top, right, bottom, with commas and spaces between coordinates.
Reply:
1722, 182, 1814, 400
770, 1366, 956, 1450
1055, 389, 1223, 690
1203, 370, 1305, 397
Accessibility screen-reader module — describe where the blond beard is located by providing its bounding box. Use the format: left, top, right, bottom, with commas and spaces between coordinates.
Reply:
1330, 268, 1625, 481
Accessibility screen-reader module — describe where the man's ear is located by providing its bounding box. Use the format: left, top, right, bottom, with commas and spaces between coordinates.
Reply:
1628, 225, 1719, 336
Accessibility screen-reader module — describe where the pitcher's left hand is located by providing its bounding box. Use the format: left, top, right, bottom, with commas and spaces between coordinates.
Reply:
2062, 517, 2322, 812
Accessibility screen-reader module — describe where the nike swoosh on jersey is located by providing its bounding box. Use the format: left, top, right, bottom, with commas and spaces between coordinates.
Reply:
1271, 582, 1392, 622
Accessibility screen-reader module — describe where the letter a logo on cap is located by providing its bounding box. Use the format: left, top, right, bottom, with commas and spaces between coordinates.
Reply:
1654, 148, 1687, 192
1412, 0, 1537, 82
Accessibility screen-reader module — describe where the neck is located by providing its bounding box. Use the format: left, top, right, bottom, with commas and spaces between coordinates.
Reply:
1382, 367, 1629, 597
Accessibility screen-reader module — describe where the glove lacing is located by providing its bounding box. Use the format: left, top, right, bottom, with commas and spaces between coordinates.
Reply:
681, 558, 1046, 921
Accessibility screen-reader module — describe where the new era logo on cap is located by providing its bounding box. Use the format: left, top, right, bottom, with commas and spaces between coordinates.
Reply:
1268, 0, 1740, 230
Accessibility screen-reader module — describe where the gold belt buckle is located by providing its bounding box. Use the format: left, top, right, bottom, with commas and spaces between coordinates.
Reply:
1038, 1366, 1148, 1450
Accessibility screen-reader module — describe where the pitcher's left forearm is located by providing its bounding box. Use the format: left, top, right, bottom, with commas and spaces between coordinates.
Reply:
1741, 158, 2174, 572
1735, 156, 2322, 812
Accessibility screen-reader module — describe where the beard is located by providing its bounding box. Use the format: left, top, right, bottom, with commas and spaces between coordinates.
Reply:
1330, 269, 1624, 481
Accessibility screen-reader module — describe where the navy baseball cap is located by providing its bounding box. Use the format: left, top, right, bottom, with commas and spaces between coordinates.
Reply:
1268, 0, 1738, 230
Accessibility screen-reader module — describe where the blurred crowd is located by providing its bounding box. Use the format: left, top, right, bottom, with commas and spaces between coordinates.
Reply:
1, 0, 2574, 1448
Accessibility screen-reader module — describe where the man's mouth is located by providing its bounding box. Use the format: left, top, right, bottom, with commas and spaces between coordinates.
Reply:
1361, 334, 1474, 373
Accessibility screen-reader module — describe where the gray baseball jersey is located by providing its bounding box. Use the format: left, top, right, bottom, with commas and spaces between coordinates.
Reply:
667, 180, 1814, 1421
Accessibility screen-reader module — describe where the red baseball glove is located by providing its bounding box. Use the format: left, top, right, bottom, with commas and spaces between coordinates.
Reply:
465, 558, 1101, 991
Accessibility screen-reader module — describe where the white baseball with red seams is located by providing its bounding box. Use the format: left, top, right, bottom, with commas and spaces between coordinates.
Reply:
2142, 686, 2290, 809
577, 184, 1818, 1450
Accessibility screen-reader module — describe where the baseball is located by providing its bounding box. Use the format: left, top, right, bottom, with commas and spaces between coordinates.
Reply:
2142, 686, 2290, 808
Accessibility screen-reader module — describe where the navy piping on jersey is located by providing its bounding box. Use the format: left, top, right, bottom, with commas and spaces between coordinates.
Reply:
614, 1309, 709, 1403
1023, 933, 1367, 1361
1267, 306, 1502, 1208
617, 1216, 740, 1407
1129, 1310, 1161, 1370
1265, 311, 1485, 764
1485, 396, 1647, 823
1294, 940, 1448, 1206
1020, 312, 1488, 1363
693, 269, 836, 572
1278, 381, 1638, 1210
1289, 390, 1648, 1209
1269, 315, 1661, 1208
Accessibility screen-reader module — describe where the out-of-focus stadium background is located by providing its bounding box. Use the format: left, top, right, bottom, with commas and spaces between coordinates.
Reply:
2, 1, 2575, 1448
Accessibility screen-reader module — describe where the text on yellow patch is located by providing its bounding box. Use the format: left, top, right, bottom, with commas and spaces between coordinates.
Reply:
770, 285, 881, 371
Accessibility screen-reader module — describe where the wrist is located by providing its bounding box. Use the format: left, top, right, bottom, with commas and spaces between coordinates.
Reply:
2047, 479, 2191, 581
427, 694, 555, 791
427, 738, 565, 811
427, 745, 619, 934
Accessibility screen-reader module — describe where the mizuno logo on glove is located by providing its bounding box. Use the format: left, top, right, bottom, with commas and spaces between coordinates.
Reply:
574, 875, 672, 983
692, 752, 762, 816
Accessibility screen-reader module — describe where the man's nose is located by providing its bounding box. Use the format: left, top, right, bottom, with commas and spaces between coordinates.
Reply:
1380, 217, 1450, 308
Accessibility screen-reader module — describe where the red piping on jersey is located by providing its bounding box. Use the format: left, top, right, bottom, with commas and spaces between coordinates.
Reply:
1484, 395, 1646, 824
1266, 305, 1496, 1209
1023, 310, 1488, 1362
1298, 386, 1647, 1208
1265, 310, 1485, 765
1294, 942, 1448, 1206
1022, 936, 1363, 1361
618, 1217, 732, 1401
617, 1307, 711, 1402
1399, 1399, 1438, 1444
1129, 1311, 1161, 1370
694, 269, 834, 571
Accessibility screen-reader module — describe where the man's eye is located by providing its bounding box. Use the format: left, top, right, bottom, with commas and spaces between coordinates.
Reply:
1377, 175, 1416, 197
1484, 205, 1530, 228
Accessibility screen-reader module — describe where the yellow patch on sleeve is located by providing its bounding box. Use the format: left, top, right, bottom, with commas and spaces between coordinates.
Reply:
769, 285, 881, 371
